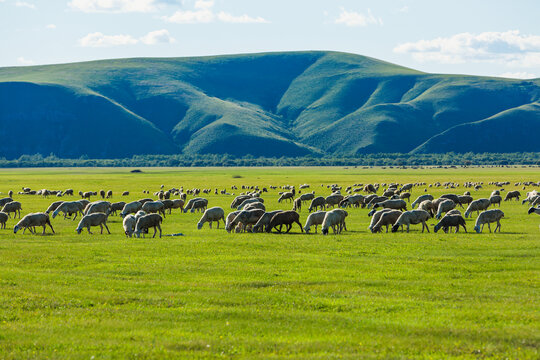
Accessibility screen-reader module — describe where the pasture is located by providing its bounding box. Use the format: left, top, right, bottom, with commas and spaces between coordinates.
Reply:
0, 166, 539, 359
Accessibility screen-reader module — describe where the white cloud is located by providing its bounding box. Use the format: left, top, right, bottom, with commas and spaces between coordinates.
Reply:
79, 29, 175, 47
498, 72, 537, 79
217, 12, 268, 24
335, 8, 382, 27
394, 30, 540, 67
17, 57, 34, 65
165, 0, 268, 24
68, 0, 158, 13
15, 1, 36, 9
398, 6, 409, 13
46, 24, 57, 29
78, 32, 138, 47
140, 29, 175, 44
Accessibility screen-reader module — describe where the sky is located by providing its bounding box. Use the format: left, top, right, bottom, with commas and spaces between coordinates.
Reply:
1, 0, 540, 79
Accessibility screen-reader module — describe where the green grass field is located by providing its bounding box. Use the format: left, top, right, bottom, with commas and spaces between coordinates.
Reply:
0, 167, 538, 359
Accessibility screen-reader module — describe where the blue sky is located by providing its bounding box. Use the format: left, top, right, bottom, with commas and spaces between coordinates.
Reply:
1, 0, 539, 78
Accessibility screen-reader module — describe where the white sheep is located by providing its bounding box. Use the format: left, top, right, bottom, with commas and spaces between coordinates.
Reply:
0, 212, 8, 229
123, 214, 137, 237
321, 209, 348, 235
435, 199, 456, 220
368, 209, 392, 232
14, 213, 55, 235
121, 201, 143, 218
1, 201, 22, 219
84, 201, 111, 216
303, 211, 326, 233
52, 201, 85, 220
197, 207, 225, 229
391, 210, 431, 233
371, 210, 402, 233
252, 210, 283, 233
474, 209, 504, 233
464, 198, 491, 218
142, 201, 166, 217
135, 214, 163, 238
76, 213, 110, 234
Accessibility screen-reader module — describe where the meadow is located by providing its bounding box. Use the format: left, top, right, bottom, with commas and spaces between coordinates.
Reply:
0, 166, 538, 359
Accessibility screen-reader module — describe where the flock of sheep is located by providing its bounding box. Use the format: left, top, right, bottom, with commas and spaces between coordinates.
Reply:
2, 180, 539, 237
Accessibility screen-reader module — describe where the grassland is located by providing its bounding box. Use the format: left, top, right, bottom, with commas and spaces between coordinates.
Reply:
0, 167, 538, 359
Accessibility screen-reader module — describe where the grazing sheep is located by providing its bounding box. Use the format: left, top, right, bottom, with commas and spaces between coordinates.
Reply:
190, 199, 208, 213
278, 192, 294, 203
266, 211, 303, 233
14, 213, 54, 235
391, 210, 431, 233
321, 209, 348, 235
457, 195, 474, 206
0, 212, 8, 229
474, 209, 505, 233
399, 192, 411, 202
249, 210, 280, 233
303, 211, 326, 233
8, 190, 13, 198
368, 209, 392, 232
440, 194, 463, 208
1, 201, 22, 219
168, 199, 184, 213
84, 201, 111, 216
226, 209, 265, 233
142, 201, 166, 217
197, 207, 225, 229
135, 214, 163, 238
434, 214, 467, 233
99, 190, 106, 199
225, 211, 241, 231
64, 189, 74, 196
292, 198, 302, 212
371, 210, 402, 233
464, 198, 491, 218
138, 198, 153, 205
52, 201, 85, 220
120, 201, 143, 218
45, 200, 64, 214
308, 196, 326, 212
325, 194, 344, 208
106, 190, 113, 199
373, 199, 407, 212
0, 197, 13, 207
528, 207, 540, 215
122, 191, 130, 196
299, 192, 315, 202
231, 195, 251, 209
489, 195, 502, 207
504, 191, 520, 201
339, 194, 365, 208
110, 201, 126, 216
123, 214, 137, 237
76, 213, 110, 234
366, 196, 388, 208
418, 200, 436, 217
183, 198, 208, 213
411, 194, 434, 209
82, 191, 93, 200
435, 199, 456, 220
244, 202, 266, 211
237, 197, 264, 210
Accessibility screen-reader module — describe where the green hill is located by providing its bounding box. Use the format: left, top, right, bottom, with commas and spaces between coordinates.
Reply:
0, 51, 538, 158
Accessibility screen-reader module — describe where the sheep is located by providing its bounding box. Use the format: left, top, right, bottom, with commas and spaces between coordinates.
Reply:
464, 198, 491, 218
225, 211, 241, 231
183, 198, 207, 213
411, 194, 434, 209
99, 190, 106, 199
197, 207, 225, 229
418, 200, 437, 217
122, 191, 130, 196
325, 194, 344, 208
252, 210, 283, 233
278, 192, 294, 203
231, 195, 251, 208
303, 211, 326, 233
76, 213, 110, 234
84, 201, 111, 216
106, 190, 113, 199
299, 192, 315, 202
64, 189, 74, 196
81, 191, 93, 200
372, 199, 407, 212
399, 192, 411, 202
237, 197, 264, 210
440, 194, 463, 208
366, 196, 388, 208
1, 201, 22, 219
8, 190, 13, 198
244, 202, 266, 211
14, 213, 54, 235
52, 201, 85, 220
339, 194, 365, 208
504, 191, 520, 201
0, 212, 8, 229
434, 214, 467, 233
435, 199, 456, 220
474, 209, 504, 233
292, 198, 302, 212
123, 214, 137, 237
391, 210, 431, 233
0, 197, 13, 207
78, 199, 90, 209
135, 214, 163, 238
120, 201, 143, 218
399, 183, 413, 193
142, 201, 166, 217
368, 209, 392, 232
45, 200, 64, 214
321, 209, 348, 235
457, 195, 474, 206
265, 211, 303, 233
110, 201, 126, 216
169, 199, 184, 213
371, 210, 402, 233
308, 196, 326, 212
226, 209, 265, 233
489, 195, 502, 207
190, 199, 207, 213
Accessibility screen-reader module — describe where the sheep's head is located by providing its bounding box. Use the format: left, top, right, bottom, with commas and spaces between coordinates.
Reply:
13, 225, 19, 234
527, 207, 536, 215
474, 225, 481, 233
433, 224, 441, 233
197, 222, 203, 230
391, 224, 399, 233
76, 227, 83, 234
321, 227, 329, 235
367, 209, 376, 217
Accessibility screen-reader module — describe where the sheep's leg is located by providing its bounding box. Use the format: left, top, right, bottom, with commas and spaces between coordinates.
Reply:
87, 226, 93, 235
495, 221, 501, 232
157, 225, 162, 238
285, 224, 291, 233
343, 222, 347, 231
209, 221, 212, 229
462, 224, 467, 233
487, 223, 492, 233
42, 225, 46, 235
152, 226, 157, 238
104, 223, 110, 234
406, 224, 410, 233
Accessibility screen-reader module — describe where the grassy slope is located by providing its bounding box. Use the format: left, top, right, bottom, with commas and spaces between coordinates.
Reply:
0, 51, 539, 157
0, 167, 538, 359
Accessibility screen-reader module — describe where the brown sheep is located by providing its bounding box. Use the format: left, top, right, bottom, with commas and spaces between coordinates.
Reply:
265, 211, 303, 233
